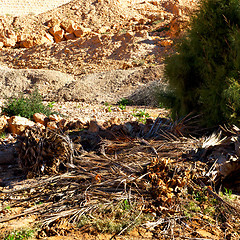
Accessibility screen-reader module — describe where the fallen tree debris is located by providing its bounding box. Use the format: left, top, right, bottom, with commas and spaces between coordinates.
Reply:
0, 119, 239, 239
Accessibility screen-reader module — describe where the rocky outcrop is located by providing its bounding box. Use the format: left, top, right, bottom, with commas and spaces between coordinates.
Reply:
49, 25, 64, 43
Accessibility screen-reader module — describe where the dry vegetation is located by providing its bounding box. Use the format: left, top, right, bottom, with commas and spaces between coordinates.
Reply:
0, 0, 240, 240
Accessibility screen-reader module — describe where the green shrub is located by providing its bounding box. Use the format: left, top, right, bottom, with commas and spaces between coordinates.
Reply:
4, 229, 35, 240
162, 0, 240, 127
2, 89, 56, 120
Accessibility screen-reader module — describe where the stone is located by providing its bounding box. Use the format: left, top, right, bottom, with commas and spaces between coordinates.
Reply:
3, 37, 16, 47
65, 33, 76, 40
74, 28, 84, 37
47, 18, 61, 28
98, 26, 110, 34
17, 33, 29, 42
33, 113, 49, 126
7, 116, 35, 135
35, 33, 54, 45
20, 39, 34, 48
49, 25, 64, 43
74, 27, 91, 37
61, 20, 77, 34
49, 114, 62, 122
44, 33, 54, 43
0, 116, 8, 133
47, 121, 58, 130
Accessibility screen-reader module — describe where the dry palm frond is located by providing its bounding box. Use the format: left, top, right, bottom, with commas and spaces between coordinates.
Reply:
1, 121, 240, 239
17, 126, 76, 176
201, 131, 226, 149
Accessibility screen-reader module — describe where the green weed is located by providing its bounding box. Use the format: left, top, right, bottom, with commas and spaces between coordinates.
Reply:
104, 102, 113, 112
47, 101, 55, 109
4, 229, 34, 240
132, 109, 150, 123
0, 132, 6, 139
2, 89, 57, 120
117, 98, 131, 110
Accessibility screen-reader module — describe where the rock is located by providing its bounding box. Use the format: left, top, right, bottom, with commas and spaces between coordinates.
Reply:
47, 121, 58, 130
47, 18, 61, 28
17, 33, 29, 42
98, 26, 110, 34
74, 28, 84, 37
49, 25, 64, 43
0, 116, 8, 133
61, 20, 77, 34
49, 114, 62, 122
7, 116, 35, 135
65, 33, 76, 40
20, 39, 34, 48
33, 113, 49, 126
35, 33, 54, 45
3, 37, 16, 47
74, 27, 91, 37
43, 33, 54, 43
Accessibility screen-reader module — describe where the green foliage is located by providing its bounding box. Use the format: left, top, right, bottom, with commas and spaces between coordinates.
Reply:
219, 187, 235, 200
118, 98, 131, 106
0, 132, 6, 139
2, 89, 56, 120
117, 98, 131, 110
47, 101, 55, 109
162, 0, 240, 126
132, 109, 150, 123
4, 229, 34, 240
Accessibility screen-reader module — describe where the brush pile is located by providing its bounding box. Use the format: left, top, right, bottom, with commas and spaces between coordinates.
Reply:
1, 117, 240, 239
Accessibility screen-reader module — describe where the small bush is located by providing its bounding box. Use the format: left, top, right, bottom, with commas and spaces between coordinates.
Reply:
161, 0, 240, 127
2, 89, 56, 120
4, 229, 35, 240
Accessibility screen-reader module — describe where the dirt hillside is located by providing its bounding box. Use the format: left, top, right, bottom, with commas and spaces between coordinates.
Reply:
0, 0, 197, 105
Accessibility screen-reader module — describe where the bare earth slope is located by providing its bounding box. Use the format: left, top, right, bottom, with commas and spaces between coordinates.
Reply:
0, 0, 197, 106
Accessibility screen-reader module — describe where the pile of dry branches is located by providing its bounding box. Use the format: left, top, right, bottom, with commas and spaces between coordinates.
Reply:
1, 117, 240, 239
